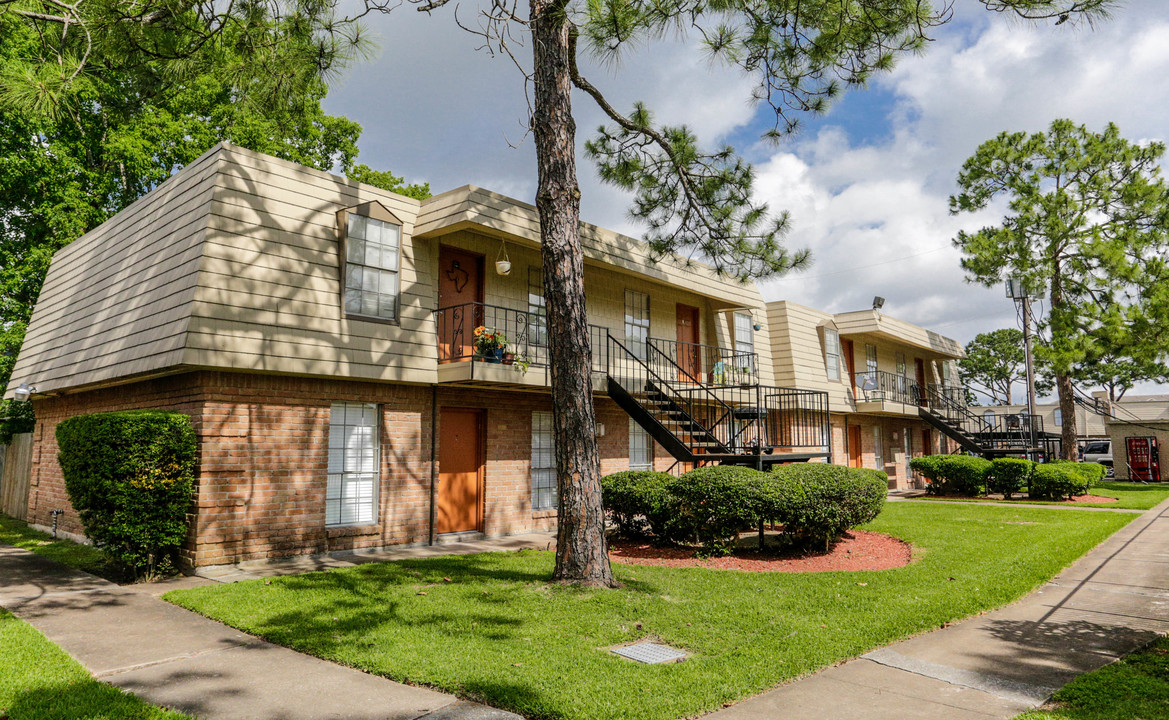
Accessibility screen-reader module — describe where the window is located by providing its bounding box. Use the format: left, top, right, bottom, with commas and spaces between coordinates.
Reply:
824, 328, 842, 381
343, 210, 401, 321
903, 428, 913, 478
629, 418, 653, 471
528, 266, 547, 348
624, 290, 650, 359
733, 312, 755, 356
895, 352, 906, 376
873, 426, 884, 469
326, 402, 379, 527
531, 411, 557, 510
1054, 408, 1063, 427
983, 410, 996, 429
866, 344, 878, 375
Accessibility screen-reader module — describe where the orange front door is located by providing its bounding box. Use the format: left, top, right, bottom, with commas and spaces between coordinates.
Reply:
675, 304, 701, 381
437, 246, 484, 362
438, 408, 484, 533
848, 425, 863, 468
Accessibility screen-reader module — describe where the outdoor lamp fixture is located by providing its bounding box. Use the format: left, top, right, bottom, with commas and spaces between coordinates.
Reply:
872, 296, 886, 311
13, 383, 36, 401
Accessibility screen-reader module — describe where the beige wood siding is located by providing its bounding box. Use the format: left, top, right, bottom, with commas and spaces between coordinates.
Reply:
7, 147, 222, 395
766, 301, 853, 412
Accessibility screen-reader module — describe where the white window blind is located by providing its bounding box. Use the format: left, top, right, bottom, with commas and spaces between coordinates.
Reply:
824, 328, 841, 381
326, 402, 379, 527
629, 418, 653, 471
344, 214, 401, 321
532, 411, 557, 510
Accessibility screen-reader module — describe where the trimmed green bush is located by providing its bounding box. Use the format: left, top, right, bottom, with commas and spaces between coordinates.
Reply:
668, 466, 771, 554
908, 456, 943, 494
987, 458, 1033, 499
1029, 461, 1104, 501
600, 471, 676, 538
771, 464, 887, 549
911, 454, 991, 496
57, 410, 197, 578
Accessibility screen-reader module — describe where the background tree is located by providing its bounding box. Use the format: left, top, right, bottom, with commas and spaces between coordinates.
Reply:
3, 0, 1113, 584
0, 13, 426, 440
951, 119, 1169, 459
959, 328, 1054, 405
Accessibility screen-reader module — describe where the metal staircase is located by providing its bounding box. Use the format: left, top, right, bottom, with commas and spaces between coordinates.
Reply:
604, 334, 830, 468
917, 385, 1047, 457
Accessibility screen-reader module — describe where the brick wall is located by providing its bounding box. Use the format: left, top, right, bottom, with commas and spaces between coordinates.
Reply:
828, 412, 954, 489
27, 371, 653, 567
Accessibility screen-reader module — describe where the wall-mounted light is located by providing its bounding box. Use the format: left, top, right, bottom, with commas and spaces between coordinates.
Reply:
872, 296, 885, 311
13, 383, 37, 402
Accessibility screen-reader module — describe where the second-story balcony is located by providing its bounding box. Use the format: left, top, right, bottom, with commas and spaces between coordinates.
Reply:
646, 338, 759, 387
434, 301, 608, 387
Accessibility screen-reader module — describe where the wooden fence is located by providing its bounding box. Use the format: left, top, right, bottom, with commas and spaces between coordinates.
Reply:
0, 433, 33, 520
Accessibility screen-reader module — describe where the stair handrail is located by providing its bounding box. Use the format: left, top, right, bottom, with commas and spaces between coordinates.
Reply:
607, 333, 747, 453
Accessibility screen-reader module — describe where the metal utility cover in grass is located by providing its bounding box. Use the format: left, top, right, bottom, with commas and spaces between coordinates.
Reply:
611, 641, 686, 664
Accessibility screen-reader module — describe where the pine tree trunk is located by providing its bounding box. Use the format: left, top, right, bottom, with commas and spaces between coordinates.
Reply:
530, 0, 615, 587
1056, 373, 1078, 460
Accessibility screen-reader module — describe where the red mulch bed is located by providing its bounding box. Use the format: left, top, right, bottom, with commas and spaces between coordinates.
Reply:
608, 531, 912, 573
933, 492, 1118, 504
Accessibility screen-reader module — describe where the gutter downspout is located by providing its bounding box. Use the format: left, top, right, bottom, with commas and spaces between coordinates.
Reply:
429, 385, 438, 546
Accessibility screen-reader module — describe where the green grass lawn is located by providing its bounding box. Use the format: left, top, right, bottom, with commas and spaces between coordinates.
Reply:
0, 609, 188, 719
165, 503, 1133, 720
1016, 635, 1169, 720
917, 482, 1169, 510
0, 513, 120, 581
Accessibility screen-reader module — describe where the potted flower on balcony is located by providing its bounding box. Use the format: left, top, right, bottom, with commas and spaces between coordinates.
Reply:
473, 326, 508, 363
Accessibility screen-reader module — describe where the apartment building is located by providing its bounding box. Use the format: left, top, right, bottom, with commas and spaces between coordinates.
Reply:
7, 143, 830, 567
766, 301, 967, 488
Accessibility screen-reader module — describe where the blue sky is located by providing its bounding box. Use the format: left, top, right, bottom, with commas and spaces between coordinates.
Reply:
322, 0, 1169, 396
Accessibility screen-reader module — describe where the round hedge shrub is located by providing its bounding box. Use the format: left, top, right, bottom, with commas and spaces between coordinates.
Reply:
987, 458, 1033, 499
908, 456, 943, 494
600, 471, 676, 538
937, 455, 992, 496
57, 410, 197, 578
667, 466, 771, 554
770, 464, 887, 550
1030, 461, 1105, 500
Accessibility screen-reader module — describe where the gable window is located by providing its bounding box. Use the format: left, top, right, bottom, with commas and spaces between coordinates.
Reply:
983, 410, 996, 429
624, 290, 650, 360
1054, 408, 1063, 427
327, 402, 379, 526
629, 418, 653, 471
342, 205, 401, 322
824, 328, 842, 381
532, 411, 557, 510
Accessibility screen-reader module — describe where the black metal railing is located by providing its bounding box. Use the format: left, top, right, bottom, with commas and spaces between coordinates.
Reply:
608, 332, 829, 457
435, 302, 608, 373
646, 338, 759, 386
923, 384, 1045, 450
854, 370, 919, 405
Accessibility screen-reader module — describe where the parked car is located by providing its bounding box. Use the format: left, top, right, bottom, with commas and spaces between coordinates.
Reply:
1083, 440, 1114, 477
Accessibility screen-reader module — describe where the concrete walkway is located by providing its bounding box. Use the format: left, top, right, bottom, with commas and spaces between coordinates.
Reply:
706, 496, 1169, 719
0, 535, 552, 720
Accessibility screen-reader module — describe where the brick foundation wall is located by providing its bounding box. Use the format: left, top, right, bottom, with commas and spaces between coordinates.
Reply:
27, 371, 653, 568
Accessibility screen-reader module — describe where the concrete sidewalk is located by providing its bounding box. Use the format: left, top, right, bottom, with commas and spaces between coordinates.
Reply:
706, 497, 1169, 719
0, 539, 538, 720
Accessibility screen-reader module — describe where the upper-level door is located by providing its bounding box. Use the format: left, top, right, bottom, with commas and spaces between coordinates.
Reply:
842, 339, 857, 399
914, 358, 927, 405
675, 304, 701, 382
437, 246, 484, 362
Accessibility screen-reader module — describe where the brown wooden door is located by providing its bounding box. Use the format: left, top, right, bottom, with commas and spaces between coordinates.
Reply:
438, 408, 484, 533
675, 304, 700, 381
921, 428, 932, 457
842, 339, 857, 397
914, 358, 927, 405
848, 425, 863, 468
437, 246, 484, 362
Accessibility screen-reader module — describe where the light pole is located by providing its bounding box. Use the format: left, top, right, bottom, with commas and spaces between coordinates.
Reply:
1006, 278, 1039, 456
